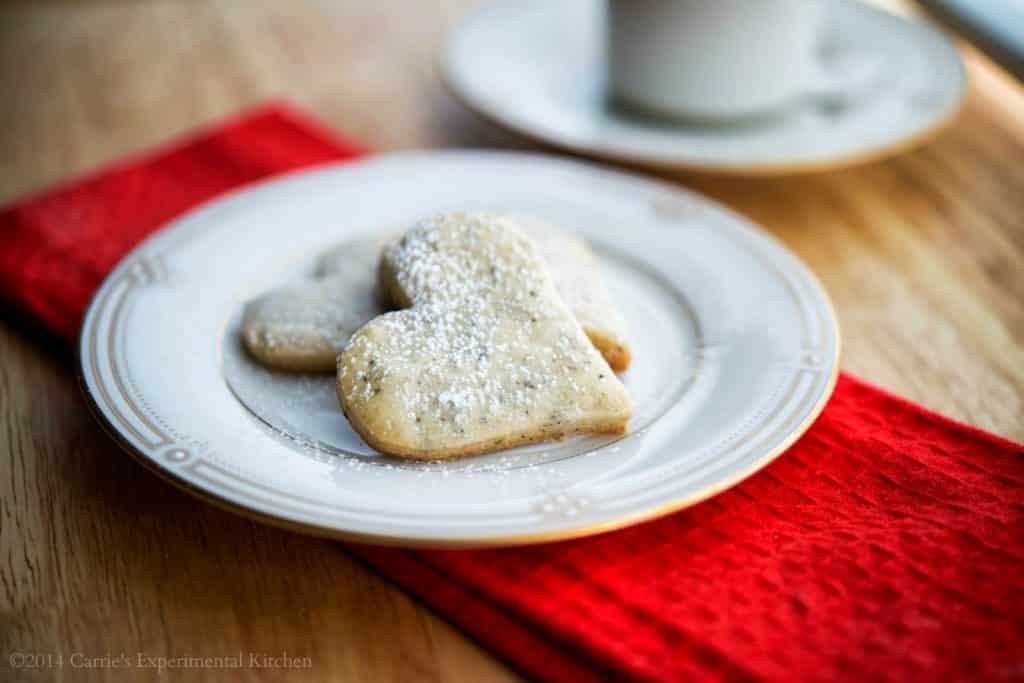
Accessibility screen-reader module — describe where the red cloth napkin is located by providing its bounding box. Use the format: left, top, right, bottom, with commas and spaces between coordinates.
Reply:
2, 104, 1021, 682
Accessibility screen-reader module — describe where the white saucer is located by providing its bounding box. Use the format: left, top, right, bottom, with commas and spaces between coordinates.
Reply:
79, 151, 839, 547
442, 0, 966, 174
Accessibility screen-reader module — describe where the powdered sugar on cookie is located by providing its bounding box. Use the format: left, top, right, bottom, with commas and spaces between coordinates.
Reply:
241, 238, 385, 372
515, 215, 631, 371
337, 212, 632, 460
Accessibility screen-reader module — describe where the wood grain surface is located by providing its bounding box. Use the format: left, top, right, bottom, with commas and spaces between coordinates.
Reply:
1, 1, 1021, 681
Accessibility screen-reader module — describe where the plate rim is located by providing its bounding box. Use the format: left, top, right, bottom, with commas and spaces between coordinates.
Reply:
77, 150, 841, 548
439, 0, 967, 176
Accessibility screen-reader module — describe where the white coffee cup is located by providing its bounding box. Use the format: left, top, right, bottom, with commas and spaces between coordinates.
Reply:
608, 0, 837, 120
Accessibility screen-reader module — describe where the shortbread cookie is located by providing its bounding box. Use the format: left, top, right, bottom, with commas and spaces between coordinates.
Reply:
515, 216, 631, 371
241, 238, 385, 372
338, 212, 633, 460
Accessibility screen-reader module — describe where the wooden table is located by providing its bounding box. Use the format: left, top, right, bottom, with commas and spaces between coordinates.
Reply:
2, 1, 1021, 681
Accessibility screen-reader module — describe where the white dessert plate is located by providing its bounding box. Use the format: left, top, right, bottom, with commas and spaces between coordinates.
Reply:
442, 0, 966, 174
79, 151, 839, 547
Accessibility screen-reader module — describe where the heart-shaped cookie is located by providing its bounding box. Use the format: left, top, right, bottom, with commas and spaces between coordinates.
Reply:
337, 212, 633, 460
512, 215, 631, 371
241, 238, 385, 372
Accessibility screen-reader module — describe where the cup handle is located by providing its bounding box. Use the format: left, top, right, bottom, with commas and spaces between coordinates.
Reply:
799, 50, 882, 110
